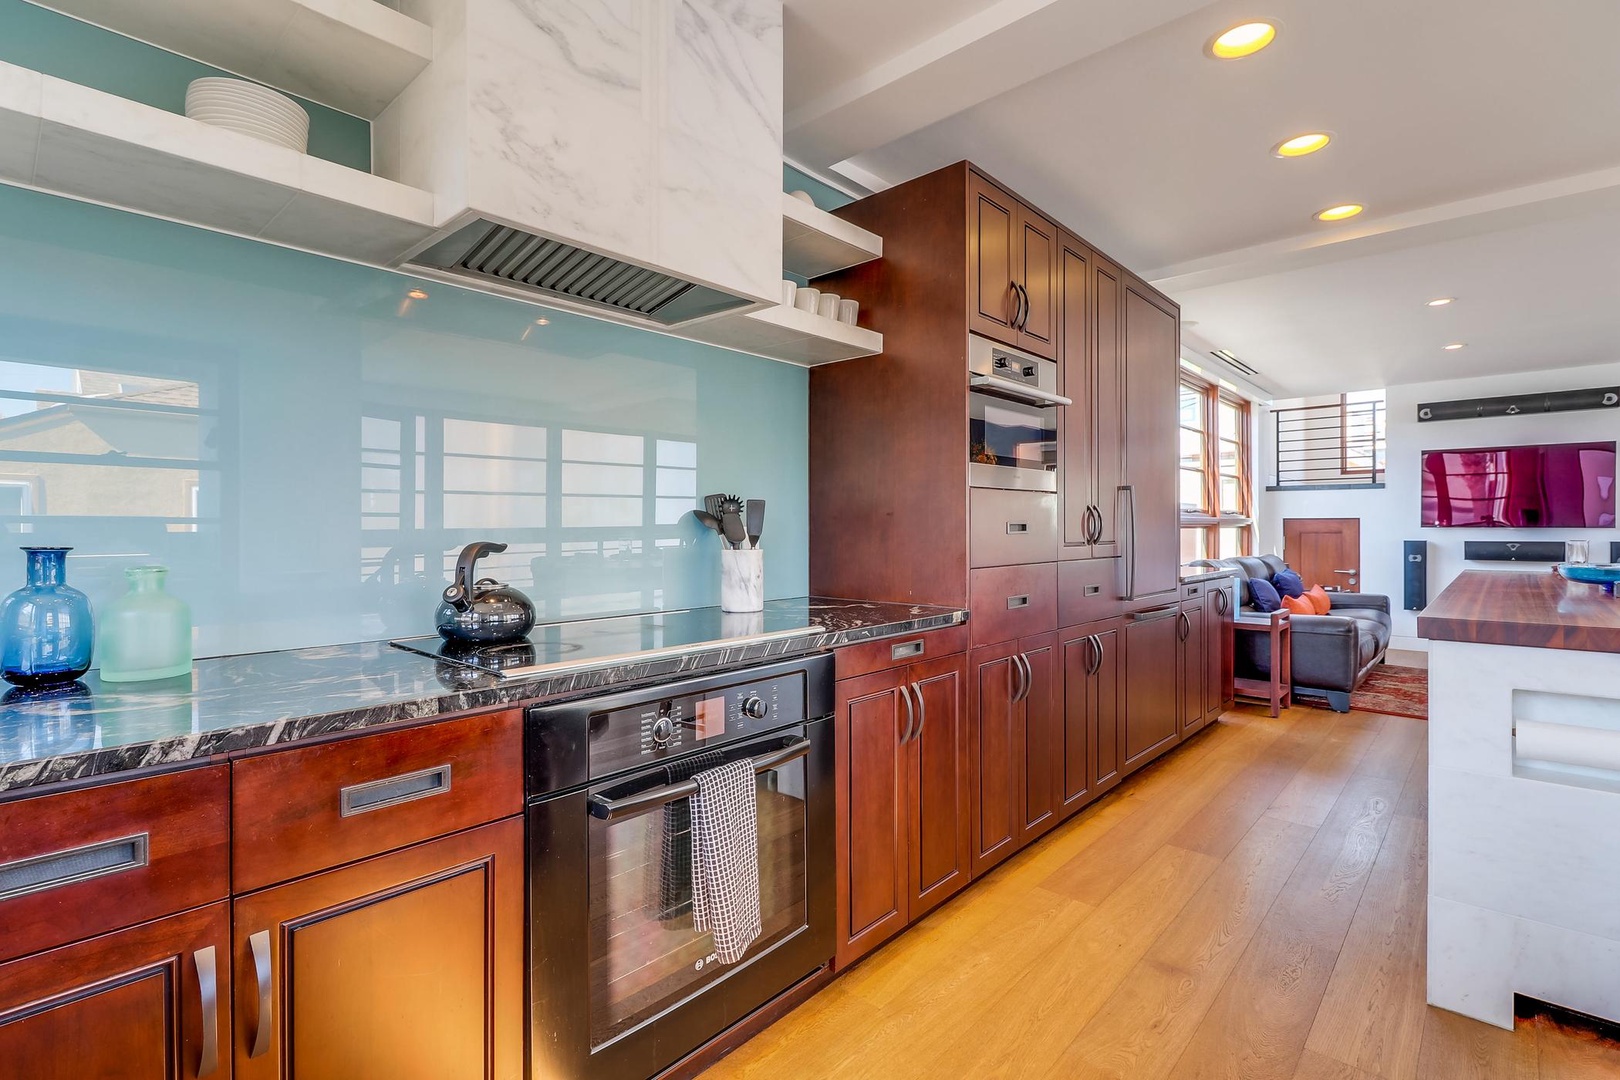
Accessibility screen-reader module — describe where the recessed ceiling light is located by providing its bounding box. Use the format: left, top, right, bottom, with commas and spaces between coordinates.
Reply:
406, 288, 428, 300
1315, 203, 1364, 222
1208, 21, 1277, 59
1443, 342, 1466, 350
534, 317, 550, 325
1427, 297, 1455, 307
1273, 132, 1331, 158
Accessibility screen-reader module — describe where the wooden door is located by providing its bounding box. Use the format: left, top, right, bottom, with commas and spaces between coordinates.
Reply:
905, 654, 971, 920
1016, 633, 1060, 845
968, 641, 1021, 876
232, 818, 524, 1080
1090, 256, 1125, 557
1205, 582, 1235, 719
834, 668, 911, 967
1061, 620, 1124, 819
1122, 607, 1180, 769
1058, 239, 1094, 553
0, 903, 230, 1080
1283, 517, 1362, 591
1177, 600, 1207, 737
968, 172, 1020, 346
1015, 207, 1059, 359
1122, 282, 1181, 600
1089, 624, 1124, 793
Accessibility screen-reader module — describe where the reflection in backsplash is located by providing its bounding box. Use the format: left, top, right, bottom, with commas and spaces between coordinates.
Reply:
0, 186, 808, 659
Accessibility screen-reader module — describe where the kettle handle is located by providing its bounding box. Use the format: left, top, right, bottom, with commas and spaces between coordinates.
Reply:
444, 541, 509, 609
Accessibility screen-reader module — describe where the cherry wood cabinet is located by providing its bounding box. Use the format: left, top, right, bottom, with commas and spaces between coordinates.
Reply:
1059, 235, 1124, 560
1059, 618, 1124, 819
968, 170, 1058, 359
1016, 634, 1060, 846
231, 816, 525, 1080
0, 902, 231, 1080
834, 652, 970, 970
968, 632, 1058, 877
1122, 605, 1181, 769
1121, 280, 1182, 602
1177, 599, 1208, 738
1206, 579, 1237, 721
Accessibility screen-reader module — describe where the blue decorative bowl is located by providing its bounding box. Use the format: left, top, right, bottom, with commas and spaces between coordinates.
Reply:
1556, 563, 1620, 594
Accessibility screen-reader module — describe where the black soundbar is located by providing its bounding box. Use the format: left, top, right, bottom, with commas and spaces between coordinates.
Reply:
1462, 540, 1566, 563
1416, 386, 1619, 423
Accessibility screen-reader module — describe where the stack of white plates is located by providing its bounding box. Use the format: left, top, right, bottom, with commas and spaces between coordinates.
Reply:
185, 78, 309, 153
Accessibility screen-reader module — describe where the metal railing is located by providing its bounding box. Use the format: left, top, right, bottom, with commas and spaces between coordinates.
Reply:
1271, 399, 1385, 488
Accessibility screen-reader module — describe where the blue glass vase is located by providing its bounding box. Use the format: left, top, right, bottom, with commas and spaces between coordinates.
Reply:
0, 547, 94, 688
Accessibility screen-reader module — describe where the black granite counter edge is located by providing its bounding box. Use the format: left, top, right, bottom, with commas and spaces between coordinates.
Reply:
0, 608, 967, 795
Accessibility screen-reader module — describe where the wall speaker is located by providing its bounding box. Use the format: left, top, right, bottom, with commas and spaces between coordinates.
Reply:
1611, 542, 1620, 564
1462, 540, 1566, 562
1416, 386, 1619, 423
1403, 540, 1427, 611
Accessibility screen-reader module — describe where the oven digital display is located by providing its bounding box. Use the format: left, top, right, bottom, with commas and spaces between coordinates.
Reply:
694, 695, 727, 739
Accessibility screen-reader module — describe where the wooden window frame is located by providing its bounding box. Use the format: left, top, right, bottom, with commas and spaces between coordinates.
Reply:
1178, 371, 1253, 560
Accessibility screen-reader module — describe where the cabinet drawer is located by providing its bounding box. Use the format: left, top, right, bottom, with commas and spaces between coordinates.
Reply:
1181, 580, 1206, 602
0, 765, 229, 963
232, 710, 522, 892
970, 489, 1058, 568
835, 623, 969, 681
970, 563, 1057, 645
1057, 557, 1125, 627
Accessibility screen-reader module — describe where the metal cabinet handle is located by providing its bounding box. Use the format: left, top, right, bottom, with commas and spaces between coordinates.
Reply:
248, 929, 272, 1060
1088, 634, 1104, 677
1214, 589, 1229, 615
340, 764, 452, 817
1019, 283, 1033, 329
891, 639, 925, 661
1006, 522, 1029, 534
1130, 605, 1179, 622
0, 832, 149, 901
900, 682, 916, 745
1118, 485, 1137, 598
1006, 594, 1031, 610
1008, 281, 1023, 328
194, 945, 219, 1077
1008, 654, 1025, 704
912, 682, 928, 742
1178, 611, 1191, 641
1015, 653, 1034, 704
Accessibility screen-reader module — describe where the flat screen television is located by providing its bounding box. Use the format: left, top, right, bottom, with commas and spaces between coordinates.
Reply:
1420, 440, 1617, 528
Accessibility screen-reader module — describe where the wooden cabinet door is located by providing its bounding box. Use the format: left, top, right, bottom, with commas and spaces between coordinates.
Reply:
1059, 619, 1124, 819
968, 172, 1020, 346
905, 654, 971, 920
1016, 207, 1059, 359
1122, 607, 1181, 770
232, 818, 524, 1080
833, 668, 911, 968
1017, 633, 1061, 845
1205, 583, 1235, 719
1059, 239, 1094, 553
1178, 601, 1208, 737
968, 641, 1021, 876
1091, 256, 1125, 557
1089, 624, 1124, 793
0, 903, 230, 1080
1122, 282, 1181, 600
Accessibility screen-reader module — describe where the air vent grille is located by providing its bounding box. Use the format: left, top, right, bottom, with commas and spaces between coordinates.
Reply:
1210, 348, 1260, 377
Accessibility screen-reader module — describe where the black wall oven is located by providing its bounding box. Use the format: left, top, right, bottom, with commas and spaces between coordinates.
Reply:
526, 653, 835, 1080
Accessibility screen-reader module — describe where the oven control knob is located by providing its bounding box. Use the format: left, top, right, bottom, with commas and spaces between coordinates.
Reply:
742, 695, 768, 720
651, 716, 675, 745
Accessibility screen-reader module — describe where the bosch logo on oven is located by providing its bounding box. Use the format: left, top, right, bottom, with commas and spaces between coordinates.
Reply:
694, 952, 719, 971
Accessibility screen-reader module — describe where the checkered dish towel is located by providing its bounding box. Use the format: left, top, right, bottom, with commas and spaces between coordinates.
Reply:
689, 756, 763, 965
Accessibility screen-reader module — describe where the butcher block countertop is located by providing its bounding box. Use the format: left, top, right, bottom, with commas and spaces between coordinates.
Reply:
1417, 569, 1620, 653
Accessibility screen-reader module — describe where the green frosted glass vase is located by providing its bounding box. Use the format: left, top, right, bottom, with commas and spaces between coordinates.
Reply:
96, 566, 192, 683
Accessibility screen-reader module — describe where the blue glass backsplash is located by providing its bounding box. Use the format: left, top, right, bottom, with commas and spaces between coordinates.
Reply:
0, 185, 809, 658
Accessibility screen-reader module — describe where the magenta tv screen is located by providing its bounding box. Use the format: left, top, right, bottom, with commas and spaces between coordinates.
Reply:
1420, 441, 1617, 528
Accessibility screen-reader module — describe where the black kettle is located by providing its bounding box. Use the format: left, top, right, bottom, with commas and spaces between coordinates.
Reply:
435, 542, 536, 645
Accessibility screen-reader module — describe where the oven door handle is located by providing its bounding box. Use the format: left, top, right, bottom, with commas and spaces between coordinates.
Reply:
968, 373, 1074, 408
586, 738, 812, 820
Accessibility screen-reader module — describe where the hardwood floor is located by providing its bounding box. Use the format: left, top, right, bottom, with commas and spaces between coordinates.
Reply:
704, 703, 1620, 1079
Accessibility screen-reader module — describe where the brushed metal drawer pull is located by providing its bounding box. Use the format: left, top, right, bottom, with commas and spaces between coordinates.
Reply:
248, 929, 272, 1059
0, 832, 149, 902
1084, 584, 1101, 597
891, 639, 925, 661
194, 945, 219, 1077
339, 764, 452, 817
1006, 594, 1031, 610
1006, 522, 1029, 534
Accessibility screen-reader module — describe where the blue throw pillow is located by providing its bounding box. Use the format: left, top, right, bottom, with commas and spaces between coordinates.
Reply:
1273, 568, 1305, 598
1249, 577, 1282, 612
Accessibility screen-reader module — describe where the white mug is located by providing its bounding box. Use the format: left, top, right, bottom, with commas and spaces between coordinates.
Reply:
781, 278, 797, 306
1567, 540, 1591, 565
838, 298, 859, 325
816, 292, 841, 319
793, 287, 820, 313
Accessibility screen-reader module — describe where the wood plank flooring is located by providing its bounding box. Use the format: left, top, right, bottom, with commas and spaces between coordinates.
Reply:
704, 703, 1620, 1079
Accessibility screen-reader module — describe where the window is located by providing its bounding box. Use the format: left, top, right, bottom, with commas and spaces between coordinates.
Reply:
1179, 368, 1253, 560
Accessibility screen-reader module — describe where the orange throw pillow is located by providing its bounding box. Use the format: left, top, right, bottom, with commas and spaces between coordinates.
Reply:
1281, 594, 1314, 615
1307, 585, 1332, 614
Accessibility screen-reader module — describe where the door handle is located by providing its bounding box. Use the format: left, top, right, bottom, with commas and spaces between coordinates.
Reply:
340, 764, 452, 817
1008, 281, 1023, 328
1088, 635, 1104, 677
1019, 283, 1032, 329
912, 682, 928, 742
1118, 485, 1137, 598
900, 682, 916, 745
587, 738, 811, 819
1009, 653, 1028, 704
1332, 569, 1356, 574
194, 945, 219, 1077
1178, 611, 1190, 641
248, 929, 273, 1060
1006, 594, 1031, 609
1006, 522, 1029, 535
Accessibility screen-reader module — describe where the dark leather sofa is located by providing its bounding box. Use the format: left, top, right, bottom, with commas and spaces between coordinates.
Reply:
1204, 554, 1392, 712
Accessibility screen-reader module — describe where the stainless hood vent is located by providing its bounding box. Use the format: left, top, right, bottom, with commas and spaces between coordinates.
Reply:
410, 219, 756, 326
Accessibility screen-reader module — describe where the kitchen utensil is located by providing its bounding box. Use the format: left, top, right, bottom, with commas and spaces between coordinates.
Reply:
793, 287, 819, 313
816, 292, 841, 319
721, 510, 747, 549
745, 499, 765, 549
436, 541, 536, 644
693, 509, 724, 535
704, 494, 725, 519
838, 299, 859, 326
781, 278, 798, 306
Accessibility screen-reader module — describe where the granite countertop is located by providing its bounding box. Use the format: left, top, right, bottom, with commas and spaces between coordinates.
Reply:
1179, 564, 1240, 584
1418, 569, 1620, 653
0, 597, 966, 793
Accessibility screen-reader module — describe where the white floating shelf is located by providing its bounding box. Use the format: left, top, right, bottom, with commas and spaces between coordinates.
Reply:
34, 0, 433, 119
0, 61, 437, 265
782, 192, 881, 279
683, 303, 883, 367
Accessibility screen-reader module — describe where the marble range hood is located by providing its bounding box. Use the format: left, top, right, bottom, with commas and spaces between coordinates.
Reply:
376, 0, 783, 327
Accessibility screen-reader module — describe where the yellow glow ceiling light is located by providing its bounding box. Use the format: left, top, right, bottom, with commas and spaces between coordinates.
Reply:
1315, 203, 1364, 222
1208, 21, 1277, 59
1273, 132, 1331, 158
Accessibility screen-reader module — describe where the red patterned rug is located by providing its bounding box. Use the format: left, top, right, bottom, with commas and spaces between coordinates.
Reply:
1331, 664, 1428, 720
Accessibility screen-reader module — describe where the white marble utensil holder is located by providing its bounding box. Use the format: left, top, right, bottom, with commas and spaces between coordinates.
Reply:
720, 548, 764, 612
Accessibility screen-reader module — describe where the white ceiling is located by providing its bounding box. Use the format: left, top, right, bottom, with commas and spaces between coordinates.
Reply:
785, 0, 1620, 397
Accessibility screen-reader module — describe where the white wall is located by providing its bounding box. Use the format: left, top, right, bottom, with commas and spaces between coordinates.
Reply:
1258, 362, 1620, 649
